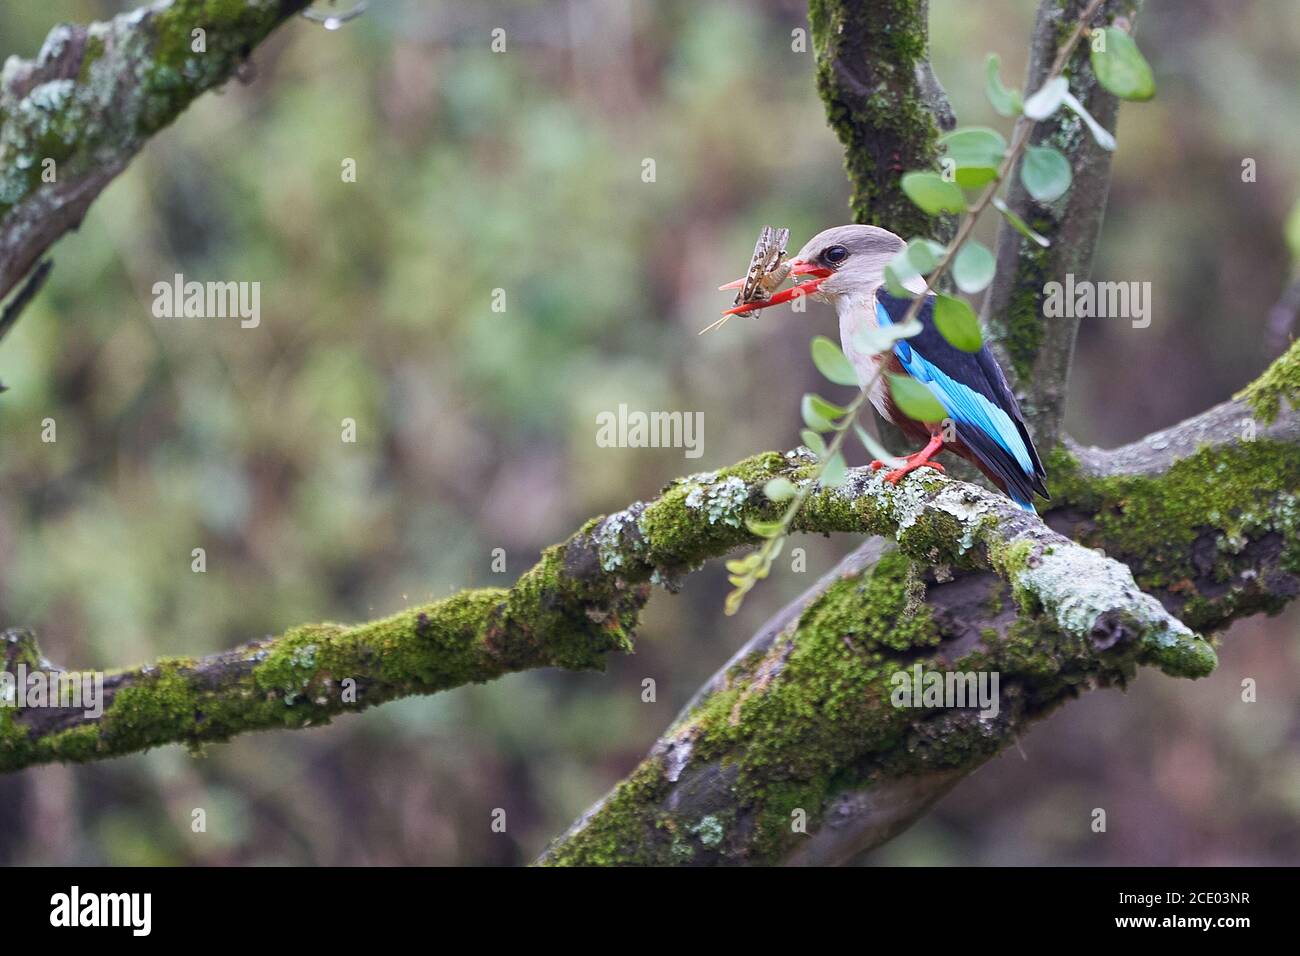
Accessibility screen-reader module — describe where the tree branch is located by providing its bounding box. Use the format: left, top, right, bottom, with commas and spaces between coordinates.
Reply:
809, 0, 956, 456
536, 339, 1299, 866
587, 0, 1147, 865
1050, 340, 1300, 631
535, 480, 1209, 864
981, 0, 1139, 448
12, 392, 1278, 773
810, 0, 956, 241
0, 0, 311, 303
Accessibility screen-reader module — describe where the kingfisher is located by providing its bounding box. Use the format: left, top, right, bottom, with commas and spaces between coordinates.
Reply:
720, 224, 1049, 512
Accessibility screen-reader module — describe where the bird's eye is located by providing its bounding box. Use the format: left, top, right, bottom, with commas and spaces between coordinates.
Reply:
822, 244, 849, 265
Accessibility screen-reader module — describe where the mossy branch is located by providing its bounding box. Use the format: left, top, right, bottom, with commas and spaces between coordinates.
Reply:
539, 345, 1299, 866
7, 330, 1296, 776
0, 0, 312, 302
808, 0, 956, 458
2, 427, 1245, 774
537, 500, 1208, 866
0, 527, 649, 772
1052, 354, 1300, 633
809, 0, 956, 241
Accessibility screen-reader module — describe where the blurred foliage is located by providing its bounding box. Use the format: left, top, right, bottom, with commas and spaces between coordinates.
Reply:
0, 0, 1297, 865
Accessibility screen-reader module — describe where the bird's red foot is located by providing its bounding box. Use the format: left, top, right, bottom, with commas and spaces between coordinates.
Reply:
882, 458, 945, 485
874, 432, 947, 485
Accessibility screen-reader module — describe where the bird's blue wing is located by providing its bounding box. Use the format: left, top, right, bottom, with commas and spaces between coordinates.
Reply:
875, 289, 1048, 510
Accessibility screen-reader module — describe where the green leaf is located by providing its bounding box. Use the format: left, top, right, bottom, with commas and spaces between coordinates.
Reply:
888, 374, 948, 422
801, 398, 834, 432
1090, 26, 1155, 101
800, 429, 826, 456
806, 392, 847, 421
934, 294, 983, 352
954, 165, 999, 189
1060, 90, 1116, 151
904, 238, 945, 274
941, 127, 1007, 165
939, 127, 1005, 187
1021, 145, 1072, 202
820, 451, 848, 487
952, 240, 996, 294
984, 54, 1022, 117
745, 517, 784, 539
853, 317, 923, 356
854, 423, 906, 468
900, 171, 967, 215
810, 336, 858, 387
1023, 76, 1067, 120
884, 261, 918, 298
725, 553, 762, 574
763, 477, 797, 503
992, 196, 1050, 248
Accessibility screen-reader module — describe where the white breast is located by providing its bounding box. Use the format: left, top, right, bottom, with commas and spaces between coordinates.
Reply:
835, 288, 894, 423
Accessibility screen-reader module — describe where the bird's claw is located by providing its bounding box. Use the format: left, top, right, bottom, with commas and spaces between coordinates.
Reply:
882, 460, 944, 485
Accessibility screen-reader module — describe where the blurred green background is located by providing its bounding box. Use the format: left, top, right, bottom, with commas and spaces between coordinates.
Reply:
0, 0, 1297, 865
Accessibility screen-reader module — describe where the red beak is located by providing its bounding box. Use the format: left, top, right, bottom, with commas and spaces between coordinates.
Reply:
718, 260, 832, 316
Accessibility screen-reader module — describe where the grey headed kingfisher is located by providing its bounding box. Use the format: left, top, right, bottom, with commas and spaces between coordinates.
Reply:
720, 224, 1049, 513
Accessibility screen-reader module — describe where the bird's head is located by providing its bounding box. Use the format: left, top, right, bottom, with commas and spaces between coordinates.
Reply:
718, 224, 907, 316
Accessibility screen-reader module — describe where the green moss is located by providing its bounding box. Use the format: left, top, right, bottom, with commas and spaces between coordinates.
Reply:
544, 550, 957, 865
662, 552, 944, 860
636, 452, 793, 569
1047, 440, 1300, 627
0, 561, 642, 773
548, 524, 1193, 863
808, 0, 947, 237
538, 759, 676, 866
77, 33, 105, 83
140, 0, 295, 135
1236, 339, 1300, 424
